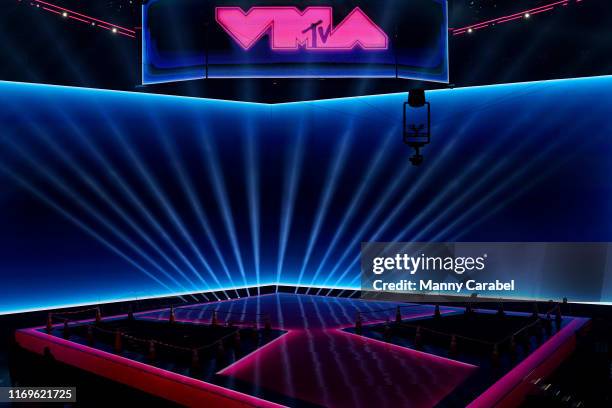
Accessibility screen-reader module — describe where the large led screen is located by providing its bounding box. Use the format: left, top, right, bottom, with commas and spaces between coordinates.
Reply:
142, 0, 449, 83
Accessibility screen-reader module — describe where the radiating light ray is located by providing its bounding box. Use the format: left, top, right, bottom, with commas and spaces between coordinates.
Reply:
305, 125, 398, 293
341, 141, 577, 297
158, 151, 228, 301
18, 107, 206, 300
134, 115, 219, 295
403, 114, 542, 243
294, 295, 332, 405
339, 118, 540, 295
187, 102, 259, 298
155, 118, 240, 300
111, 131, 217, 295
10, 27, 208, 294
294, 130, 352, 290
65, 123, 205, 299
315, 137, 443, 293
2, 137, 197, 296
327, 138, 461, 294
276, 122, 307, 289
29, 8, 92, 89
451, 124, 611, 243
412, 97, 589, 249
274, 294, 296, 395
200, 135, 250, 295
156, 3, 240, 300
431, 111, 600, 242
357, 104, 539, 255
274, 81, 325, 290
0, 33, 204, 299
68, 103, 218, 301
344, 109, 602, 297
244, 119, 262, 295
0, 163, 184, 299
326, 89, 534, 293
312, 161, 413, 295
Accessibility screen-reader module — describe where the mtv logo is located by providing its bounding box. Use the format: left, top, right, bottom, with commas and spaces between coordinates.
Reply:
142, 0, 449, 83
215, 7, 388, 51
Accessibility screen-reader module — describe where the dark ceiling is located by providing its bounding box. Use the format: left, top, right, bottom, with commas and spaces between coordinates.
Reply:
1, 0, 611, 102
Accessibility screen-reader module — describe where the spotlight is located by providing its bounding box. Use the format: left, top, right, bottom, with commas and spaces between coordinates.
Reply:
467, 28, 473, 34
403, 89, 431, 166
524, 12, 530, 19
62, 11, 68, 17
112, 27, 118, 33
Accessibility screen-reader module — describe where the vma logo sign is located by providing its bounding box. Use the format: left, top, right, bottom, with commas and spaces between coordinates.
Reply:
216, 7, 388, 51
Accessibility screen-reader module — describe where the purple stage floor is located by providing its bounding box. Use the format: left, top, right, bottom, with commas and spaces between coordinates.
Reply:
17, 293, 587, 407
142, 294, 477, 408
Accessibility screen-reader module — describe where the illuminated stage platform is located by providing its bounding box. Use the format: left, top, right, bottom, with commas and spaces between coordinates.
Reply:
15, 293, 588, 408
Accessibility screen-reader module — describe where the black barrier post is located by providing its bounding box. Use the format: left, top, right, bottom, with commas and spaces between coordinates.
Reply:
63, 320, 69, 339
449, 334, 457, 356
148, 341, 156, 360
46, 313, 53, 333
415, 326, 423, 349
114, 330, 122, 353
87, 325, 94, 345
191, 349, 200, 371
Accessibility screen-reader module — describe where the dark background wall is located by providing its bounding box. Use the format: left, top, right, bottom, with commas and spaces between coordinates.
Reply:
0, 74, 611, 313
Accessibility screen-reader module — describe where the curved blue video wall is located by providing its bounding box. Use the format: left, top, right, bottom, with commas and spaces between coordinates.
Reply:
0, 75, 611, 313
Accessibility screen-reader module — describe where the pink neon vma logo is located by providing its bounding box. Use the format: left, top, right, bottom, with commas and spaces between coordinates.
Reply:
216, 7, 388, 51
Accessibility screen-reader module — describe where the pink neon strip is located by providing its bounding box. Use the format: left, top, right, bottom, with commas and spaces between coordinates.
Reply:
496, 15, 524, 24
472, 24, 489, 31
17, 328, 284, 408
216, 331, 294, 375
41, 6, 61, 16
530, 7, 556, 16
22, 306, 288, 406
452, 0, 575, 36
35, 7, 133, 39
64, 12, 135, 38
117, 31, 136, 39
468, 0, 569, 29
25, 302, 586, 408
68, 15, 90, 25
34, 0, 135, 33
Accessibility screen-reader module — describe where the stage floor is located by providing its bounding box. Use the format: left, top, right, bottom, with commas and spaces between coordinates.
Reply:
149, 294, 475, 408
16, 293, 588, 407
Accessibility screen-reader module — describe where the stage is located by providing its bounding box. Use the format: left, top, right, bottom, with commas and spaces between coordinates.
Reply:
15, 293, 588, 407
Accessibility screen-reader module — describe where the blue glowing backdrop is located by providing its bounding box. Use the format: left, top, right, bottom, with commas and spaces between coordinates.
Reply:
1, 75, 611, 313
